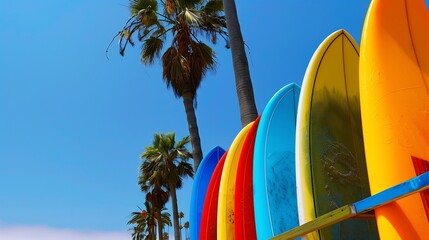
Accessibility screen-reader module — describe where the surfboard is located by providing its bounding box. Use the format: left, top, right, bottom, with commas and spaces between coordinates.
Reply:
359, 0, 429, 239
199, 150, 228, 240
253, 83, 300, 239
234, 115, 261, 240
217, 122, 253, 239
295, 29, 378, 240
190, 146, 225, 240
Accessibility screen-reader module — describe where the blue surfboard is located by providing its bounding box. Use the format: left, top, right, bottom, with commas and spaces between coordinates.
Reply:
253, 83, 300, 239
190, 146, 225, 240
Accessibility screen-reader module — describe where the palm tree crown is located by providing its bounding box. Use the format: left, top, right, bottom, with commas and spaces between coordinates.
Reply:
138, 172, 170, 240
128, 201, 171, 240
115, 0, 227, 171
140, 132, 194, 240
140, 133, 194, 187
120, 0, 227, 96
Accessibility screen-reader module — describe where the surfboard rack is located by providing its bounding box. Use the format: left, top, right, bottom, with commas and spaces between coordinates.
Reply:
270, 171, 429, 240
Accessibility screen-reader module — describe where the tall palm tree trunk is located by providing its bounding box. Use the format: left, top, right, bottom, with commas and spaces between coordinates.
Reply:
222, 0, 258, 127
156, 208, 163, 240
169, 184, 181, 240
182, 91, 203, 171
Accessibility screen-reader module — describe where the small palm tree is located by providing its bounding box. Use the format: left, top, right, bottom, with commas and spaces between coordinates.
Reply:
183, 221, 190, 240
179, 211, 184, 227
130, 224, 147, 240
114, 0, 227, 171
128, 201, 158, 240
141, 132, 194, 240
139, 164, 170, 240
178, 211, 184, 239
128, 201, 172, 240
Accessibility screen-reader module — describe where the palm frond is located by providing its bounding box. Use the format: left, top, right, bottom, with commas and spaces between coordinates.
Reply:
186, 40, 215, 93
161, 210, 172, 227
128, 212, 143, 225
177, 0, 203, 9
164, 0, 177, 15
139, 8, 160, 27
173, 174, 183, 189
197, 14, 227, 44
138, 28, 152, 41
153, 133, 162, 148
162, 46, 190, 97
141, 37, 164, 64
175, 135, 190, 148
130, 0, 158, 15
182, 8, 202, 25
171, 55, 190, 96
153, 24, 168, 39
177, 150, 193, 161
167, 132, 176, 148
161, 47, 176, 82
202, 0, 223, 14
196, 41, 215, 67
130, 225, 146, 240
177, 161, 194, 178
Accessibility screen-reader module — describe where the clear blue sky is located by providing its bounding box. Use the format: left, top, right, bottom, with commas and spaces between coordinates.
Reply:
0, 0, 390, 238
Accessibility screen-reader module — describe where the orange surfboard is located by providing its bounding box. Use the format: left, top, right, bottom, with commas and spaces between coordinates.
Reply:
359, 0, 429, 239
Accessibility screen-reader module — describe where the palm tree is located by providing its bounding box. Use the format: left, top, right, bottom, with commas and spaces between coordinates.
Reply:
130, 224, 147, 240
127, 201, 171, 240
183, 221, 190, 240
139, 146, 171, 240
141, 132, 194, 240
128, 201, 172, 240
139, 162, 170, 240
115, 0, 227, 171
222, 0, 258, 126
178, 211, 184, 239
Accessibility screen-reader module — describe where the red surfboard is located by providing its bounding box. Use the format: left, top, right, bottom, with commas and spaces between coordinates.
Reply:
234, 116, 261, 240
199, 150, 228, 240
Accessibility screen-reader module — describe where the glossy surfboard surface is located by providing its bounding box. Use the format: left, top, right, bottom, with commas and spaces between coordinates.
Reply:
296, 29, 378, 240
234, 116, 261, 240
360, 0, 429, 239
217, 123, 253, 239
190, 146, 225, 240
199, 150, 228, 240
253, 83, 300, 239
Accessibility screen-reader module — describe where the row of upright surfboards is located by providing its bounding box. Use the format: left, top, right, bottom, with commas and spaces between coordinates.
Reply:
190, 0, 429, 239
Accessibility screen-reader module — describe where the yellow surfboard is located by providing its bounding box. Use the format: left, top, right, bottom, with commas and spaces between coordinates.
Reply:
360, 0, 429, 239
296, 29, 378, 240
217, 122, 252, 239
